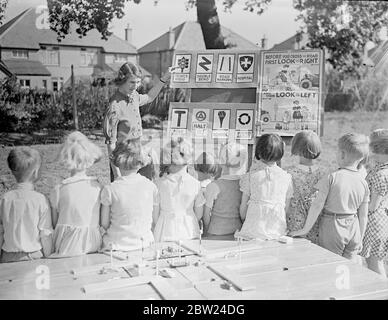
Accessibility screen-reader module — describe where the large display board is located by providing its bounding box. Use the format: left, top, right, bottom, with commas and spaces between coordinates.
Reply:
257, 50, 324, 136
170, 50, 259, 89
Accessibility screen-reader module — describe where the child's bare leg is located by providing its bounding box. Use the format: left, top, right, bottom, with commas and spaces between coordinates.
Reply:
366, 256, 387, 278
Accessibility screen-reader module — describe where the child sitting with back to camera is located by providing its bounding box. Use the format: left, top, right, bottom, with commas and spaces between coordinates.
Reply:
285, 130, 326, 244
100, 138, 157, 251
194, 152, 221, 191
236, 134, 293, 240
290, 133, 370, 261
0, 147, 53, 263
50, 131, 103, 257
360, 129, 388, 277
203, 143, 247, 238
153, 137, 205, 242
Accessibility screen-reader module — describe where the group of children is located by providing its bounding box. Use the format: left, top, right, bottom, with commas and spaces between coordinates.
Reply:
0, 128, 387, 278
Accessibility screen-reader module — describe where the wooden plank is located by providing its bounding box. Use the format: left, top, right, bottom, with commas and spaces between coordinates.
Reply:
82, 275, 159, 295
151, 278, 179, 300
180, 238, 310, 259
0, 254, 112, 283
194, 261, 388, 300
207, 264, 256, 291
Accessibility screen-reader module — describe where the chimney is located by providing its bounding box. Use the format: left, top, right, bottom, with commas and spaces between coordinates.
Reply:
260, 34, 268, 50
125, 23, 133, 43
168, 27, 175, 49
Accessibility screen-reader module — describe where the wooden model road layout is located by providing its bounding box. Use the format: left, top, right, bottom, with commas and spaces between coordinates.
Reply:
0, 238, 387, 300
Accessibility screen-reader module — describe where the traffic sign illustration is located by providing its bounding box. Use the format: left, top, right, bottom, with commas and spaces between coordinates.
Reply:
196, 54, 213, 73
235, 110, 254, 130
173, 54, 191, 83
196, 54, 213, 82
237, 54, 254, 83
238, 55, 254, 72
217, 54, 234, 73
212, 109, 230, 130
171, 109, 188, 129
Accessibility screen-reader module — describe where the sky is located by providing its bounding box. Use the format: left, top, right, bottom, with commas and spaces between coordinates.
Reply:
3, 0, 301, 49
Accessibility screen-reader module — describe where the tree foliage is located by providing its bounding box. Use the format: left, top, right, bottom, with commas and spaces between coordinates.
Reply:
293, 0, 388, 77
0, 0, 8, 26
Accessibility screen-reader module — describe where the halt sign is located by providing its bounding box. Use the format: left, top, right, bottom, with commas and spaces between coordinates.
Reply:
191, 108, 210, 138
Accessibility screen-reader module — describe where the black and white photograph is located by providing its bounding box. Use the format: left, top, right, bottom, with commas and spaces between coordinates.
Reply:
0, 0, 388, 305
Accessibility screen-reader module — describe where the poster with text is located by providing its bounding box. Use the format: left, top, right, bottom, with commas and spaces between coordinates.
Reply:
258, 50, 324, 136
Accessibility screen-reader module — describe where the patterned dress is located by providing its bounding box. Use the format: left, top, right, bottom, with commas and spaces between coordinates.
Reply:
360, 163, 388, 260
285, 164, 327, 244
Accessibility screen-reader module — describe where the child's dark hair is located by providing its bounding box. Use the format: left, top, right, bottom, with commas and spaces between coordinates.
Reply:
291, 130, 321, 160
255, 134, 284, 162
194, 152, 220, 177
113, 62, 142, 86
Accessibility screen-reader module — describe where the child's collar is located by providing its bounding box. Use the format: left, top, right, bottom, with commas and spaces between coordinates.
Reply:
16, 182, 34, 190
62, 173, 97, 185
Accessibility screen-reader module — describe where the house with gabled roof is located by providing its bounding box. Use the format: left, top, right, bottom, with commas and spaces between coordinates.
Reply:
138, 21, 259, 78
0, 7, 143, 91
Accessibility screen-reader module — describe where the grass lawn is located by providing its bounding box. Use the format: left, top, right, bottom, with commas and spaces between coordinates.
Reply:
1, 111, 388, 198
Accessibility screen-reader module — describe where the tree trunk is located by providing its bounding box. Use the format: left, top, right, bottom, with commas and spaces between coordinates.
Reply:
197, 0, 226, 49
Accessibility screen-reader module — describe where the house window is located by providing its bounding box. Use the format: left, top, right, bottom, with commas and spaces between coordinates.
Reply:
114, 54, 128, 63
20, 79, 31, 88
12, 50, 29, 59
41, 47, 59, 66
52, 77, 64, 92
80, 49, 97, 66
42, 80, 47, 89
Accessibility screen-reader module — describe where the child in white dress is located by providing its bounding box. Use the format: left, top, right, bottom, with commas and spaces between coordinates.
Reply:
100, 138, 158, 251
236, 134, 293, 240
50, 131, 103, 257
153, 137, 205, 242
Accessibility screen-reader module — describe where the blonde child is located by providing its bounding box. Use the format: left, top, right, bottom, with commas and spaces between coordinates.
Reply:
290, 133, 370, 261
0, 147, 53, 263
153, 137, 205, 242
285, 130, 326, 244
236, 134, 293, 240
203, 143, 247, 237
100, 138, 157, 251
50, 131, 103, 257
194, 152, 221, 190
360, 129, 388, 277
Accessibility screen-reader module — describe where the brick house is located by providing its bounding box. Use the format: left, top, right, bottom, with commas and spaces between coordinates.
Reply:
0, 7, 145, 91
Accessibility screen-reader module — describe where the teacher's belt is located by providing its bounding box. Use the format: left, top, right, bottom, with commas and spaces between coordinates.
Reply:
322, 209, 357, 219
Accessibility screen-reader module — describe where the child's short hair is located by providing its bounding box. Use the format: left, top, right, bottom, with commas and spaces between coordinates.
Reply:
369, 129, 388, 155
162, 137, 192, 166
194, 152, 220, 177
112, 138, 147, 170
219, 142, 248, 169
7, 146, 41, 182
291, 130, 321, 160
338, 133, 369, 161
58, 131, 102, 171
255, 134, 284, 162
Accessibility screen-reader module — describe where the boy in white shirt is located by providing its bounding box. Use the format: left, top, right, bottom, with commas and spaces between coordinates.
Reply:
0, 147, 53, 263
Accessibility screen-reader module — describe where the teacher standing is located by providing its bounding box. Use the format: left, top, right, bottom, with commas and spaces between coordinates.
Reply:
103, 62, 171, 182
